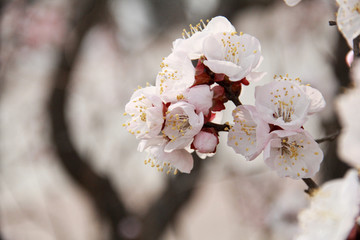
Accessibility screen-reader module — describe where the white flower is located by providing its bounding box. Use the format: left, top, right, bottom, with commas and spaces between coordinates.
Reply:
124, 86, 164, 138
227, 105, 270, 160
138, 137, 193, 174
283, 0, 302, 7
255, 77, 325, 130
203, 32, 263, 81
156, 51, 195, 103
162, 101, 204, 152
173, 16, 236, 59
337, 60, 360, 169
263, 130, 323, 179
336, 0, 360, 48
296, 169, 360, 240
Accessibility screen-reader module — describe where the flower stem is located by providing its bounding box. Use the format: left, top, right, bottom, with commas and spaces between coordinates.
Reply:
302, 178, 319, 196
203, 122, 230, 132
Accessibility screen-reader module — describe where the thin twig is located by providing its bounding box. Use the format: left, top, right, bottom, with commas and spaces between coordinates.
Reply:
315, 131, 340, 144
302, 178, 319, 196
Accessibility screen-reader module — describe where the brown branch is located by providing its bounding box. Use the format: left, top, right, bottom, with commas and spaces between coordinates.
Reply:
139, 153, 203, 240
302, 178, 319, 196
315, 131, 340, 144
48, 1, 129, 239
203, 122, 230, 132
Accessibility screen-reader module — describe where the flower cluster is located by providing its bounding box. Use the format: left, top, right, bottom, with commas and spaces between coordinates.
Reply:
124, 16, 325, 180
124, 16, 263, 174
228, 75, 326, 179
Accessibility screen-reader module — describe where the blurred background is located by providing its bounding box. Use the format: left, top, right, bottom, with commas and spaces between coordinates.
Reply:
0, 0, 353, 239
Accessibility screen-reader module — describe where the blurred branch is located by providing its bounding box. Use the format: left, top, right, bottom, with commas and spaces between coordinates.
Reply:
321, 33, 351, 183
353, 35, 360, 57
48, 1, 129, 239
139, 153, 204, 240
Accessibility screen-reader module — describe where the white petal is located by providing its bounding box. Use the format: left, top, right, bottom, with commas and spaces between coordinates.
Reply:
168, 149, 194, 173
203, 32, 263, 81
301, 85, 326, 114
227, 105, 270, 160
124, 86, 164, 138
283, 0, 302, 7
148, 144, 194, 173
185, 85, 213, 115
204, 59, 246, 80
172, 16, 235, 59
246, 71, 266, 82
156, 51, 195, 103
204, 16, 236, 33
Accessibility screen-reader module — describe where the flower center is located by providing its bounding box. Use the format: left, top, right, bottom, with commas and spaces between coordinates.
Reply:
166, 113, 191, 137
221, 32, 243, 65
280, 137, 303, 159
273, 101, 294, 123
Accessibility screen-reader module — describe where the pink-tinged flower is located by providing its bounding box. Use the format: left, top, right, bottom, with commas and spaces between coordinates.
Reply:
283, 0, 302, 7
138, 137, 193, 174
255, 80, 311, 130
263, 130, 323, 179
336, 0, 360, 48
156, 51, 195, 103
173, 16, 236, 59
184, 85, 213, 116
192, 130, 219, 154
124, 86, 164, 139
162, 101, 204, 152
296, 170, 360, 240
203, 32, 264, 81
227, 105, 270, 160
